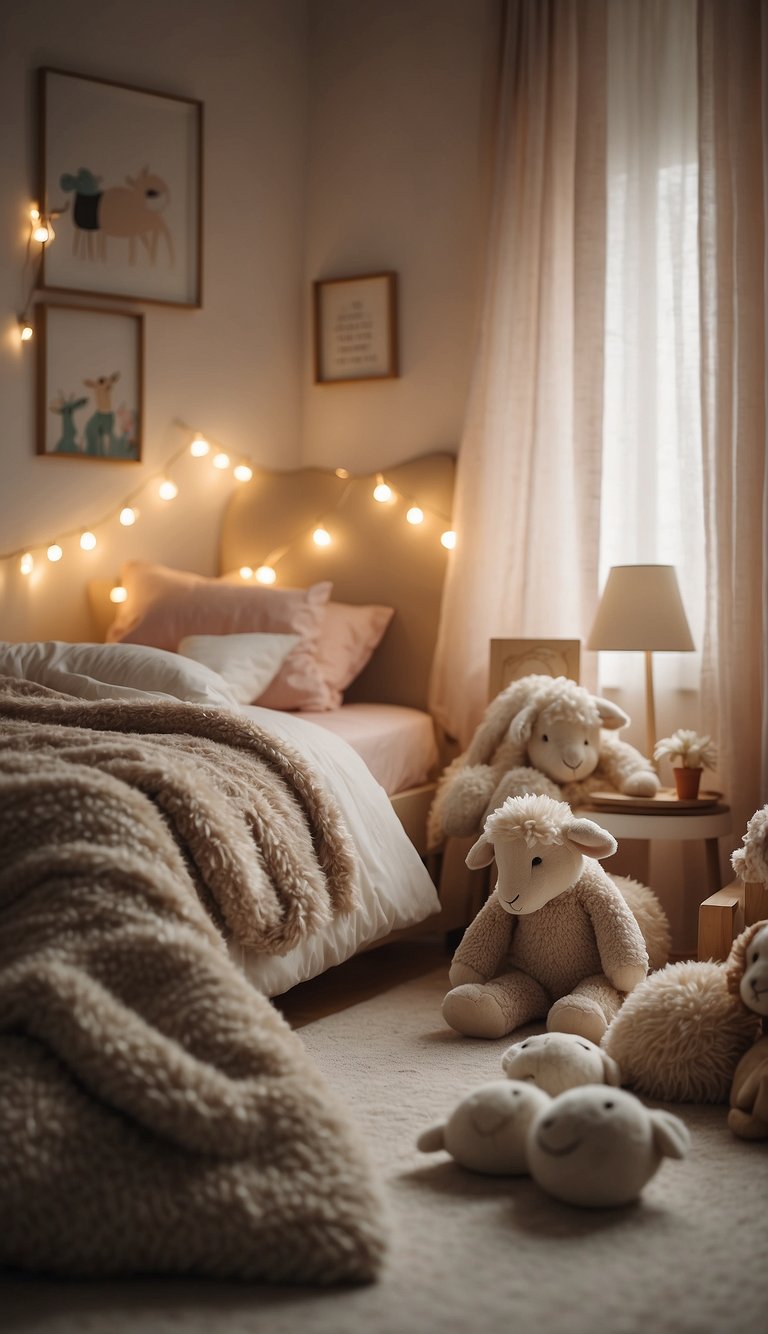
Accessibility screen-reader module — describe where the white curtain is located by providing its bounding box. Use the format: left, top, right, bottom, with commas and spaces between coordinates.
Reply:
429, 0, 608, 748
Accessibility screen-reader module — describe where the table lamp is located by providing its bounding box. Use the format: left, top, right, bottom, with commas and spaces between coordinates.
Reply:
586, 564, 695, 765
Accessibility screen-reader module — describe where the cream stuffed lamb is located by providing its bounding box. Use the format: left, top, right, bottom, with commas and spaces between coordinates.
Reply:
443, 794, 669, 1042
427, 674, 659, 848
416, 1080, 550, 1175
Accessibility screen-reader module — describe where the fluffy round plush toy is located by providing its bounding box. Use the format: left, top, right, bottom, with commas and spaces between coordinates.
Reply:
726, 919, 768, 1139
427, 674, 660, 849
416, 1080, 551, 1175
526, 1085, 690, 1208
442, 795, 669, 1043
501, 1031, 622, 1095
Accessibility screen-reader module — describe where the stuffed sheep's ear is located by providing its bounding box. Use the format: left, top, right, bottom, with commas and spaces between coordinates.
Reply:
565, 818, 617, 861
416, 1124, 447, 1153
591, 696, 630, 731
466, 835, 496, 870
650, 1110, 690, 1160
508, 703, 538, 747
600, 1048, 622, 1087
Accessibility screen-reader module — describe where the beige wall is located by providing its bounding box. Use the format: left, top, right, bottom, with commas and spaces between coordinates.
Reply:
0, 0, 497, 642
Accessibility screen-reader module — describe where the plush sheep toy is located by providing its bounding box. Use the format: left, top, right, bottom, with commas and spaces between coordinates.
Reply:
442, 794, 669, 1043
501, 1031, 622, 1096
727, 920, 768, 1140
427, 674, 659, 849
527, 1085, 690, 1208
416, 1080, 551, 1175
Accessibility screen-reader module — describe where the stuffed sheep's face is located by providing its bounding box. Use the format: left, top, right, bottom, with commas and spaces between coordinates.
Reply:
740, 923, 768, 1017
526, 715, 602, 785
491, 837, 584, 915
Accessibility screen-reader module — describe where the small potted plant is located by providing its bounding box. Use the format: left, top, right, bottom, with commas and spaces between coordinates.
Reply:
653, 729, 718, 800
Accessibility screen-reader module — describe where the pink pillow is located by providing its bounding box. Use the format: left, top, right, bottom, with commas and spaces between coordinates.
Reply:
315, 602, 394, 708
107, 561, 334, 711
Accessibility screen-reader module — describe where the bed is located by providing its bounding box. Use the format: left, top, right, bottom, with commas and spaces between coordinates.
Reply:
0, 452, 466, 999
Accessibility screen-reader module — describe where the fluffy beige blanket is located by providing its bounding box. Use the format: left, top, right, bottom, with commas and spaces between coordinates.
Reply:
0, 678, 387, 1282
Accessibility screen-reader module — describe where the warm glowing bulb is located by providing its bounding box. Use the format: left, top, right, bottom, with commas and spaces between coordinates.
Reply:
19, 552, 33, 575
47, 543, 62, 562
19, 321, 33, 342
373, 478, 393, 503
213, 452, 230, 470
239, 566, 254, 580
190, 434, 210, 458
406, 506, 424, 525
256, 565, 277, 585
33, 223, 50, 243
233, 464, 253, 482
109, 585, 128, 604
312, 526, 332, 547
30, 207, 40, 222
158, 479, 178, 501
79, 531, 97, 551
440, 530, 457, 550
119, 506, 137, 526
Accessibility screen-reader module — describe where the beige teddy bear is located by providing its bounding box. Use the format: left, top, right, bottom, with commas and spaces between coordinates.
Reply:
427, 674, 660, 849
442, 794, 669, 1043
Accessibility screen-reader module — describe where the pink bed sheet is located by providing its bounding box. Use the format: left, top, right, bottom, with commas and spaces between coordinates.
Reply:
296, 703, 438, 796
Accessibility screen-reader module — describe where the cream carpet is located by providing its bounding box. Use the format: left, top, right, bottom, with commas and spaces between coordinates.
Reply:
2, 958, 767, 1334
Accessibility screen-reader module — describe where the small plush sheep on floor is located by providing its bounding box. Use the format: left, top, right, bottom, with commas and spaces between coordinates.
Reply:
416, 1080, 551, 1175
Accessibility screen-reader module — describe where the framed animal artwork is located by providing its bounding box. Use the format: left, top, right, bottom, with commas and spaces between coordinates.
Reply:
37, 68, 203, 308
36, 304, 144, 462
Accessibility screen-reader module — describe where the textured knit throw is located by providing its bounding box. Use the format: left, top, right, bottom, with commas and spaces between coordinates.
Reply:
0, 678, 387, 1282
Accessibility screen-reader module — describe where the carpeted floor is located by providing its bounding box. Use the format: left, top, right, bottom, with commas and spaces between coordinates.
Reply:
3, 951, 767, 1334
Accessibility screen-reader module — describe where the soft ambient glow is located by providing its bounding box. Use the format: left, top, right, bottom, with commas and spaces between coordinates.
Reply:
19, 553, 33, 575
119, 507, 137, 526
213, 452, 230, 470
335, 468, 350, 479
441, 530, 457, 550
373, 478, 393, 503
256, 565, 277, 584
109, 585, 128, 604
47, 543, 62, 563
79, 531, 97, 551
406, 506, 424, 525
233, 464, 253, 482
190, 434, 210, 457
158, 479, 178, 501
312, 527, 332, 547
239, 566, 254, 580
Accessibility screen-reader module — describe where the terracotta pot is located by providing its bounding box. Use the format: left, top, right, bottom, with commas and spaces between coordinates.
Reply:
673, 766, 703, 800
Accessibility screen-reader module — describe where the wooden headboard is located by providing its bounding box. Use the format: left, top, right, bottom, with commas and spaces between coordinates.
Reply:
219, 453, 455, 712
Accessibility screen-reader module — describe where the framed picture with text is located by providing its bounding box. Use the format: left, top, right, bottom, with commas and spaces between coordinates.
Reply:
37, 303, 144, 462
313, 271, 399, 383
38, 66, 203, 307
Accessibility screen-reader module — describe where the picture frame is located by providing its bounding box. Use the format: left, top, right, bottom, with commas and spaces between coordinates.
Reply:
488, 638, 582, 699
313, 271, 399, 383
38, 67, 203, 308
36, 303, 144, 462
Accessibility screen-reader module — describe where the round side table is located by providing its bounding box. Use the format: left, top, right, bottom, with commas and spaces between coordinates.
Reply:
576, 798, 731, 896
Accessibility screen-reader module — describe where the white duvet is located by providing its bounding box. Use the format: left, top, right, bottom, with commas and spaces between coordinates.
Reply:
0, 640, 440, 995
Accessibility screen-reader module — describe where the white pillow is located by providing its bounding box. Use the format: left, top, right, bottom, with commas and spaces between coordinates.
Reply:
177, 633, 299, 705
0, 641, 239, 707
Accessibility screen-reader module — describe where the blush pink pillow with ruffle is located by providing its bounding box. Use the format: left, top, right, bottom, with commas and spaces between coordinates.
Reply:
315, 602, 394, 709
107, 560, 334, 711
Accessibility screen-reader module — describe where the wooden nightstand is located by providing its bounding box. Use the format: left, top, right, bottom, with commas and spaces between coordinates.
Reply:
576, 791, 731, 896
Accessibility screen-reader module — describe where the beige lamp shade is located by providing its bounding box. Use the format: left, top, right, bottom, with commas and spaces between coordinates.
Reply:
587, 565, 695, 652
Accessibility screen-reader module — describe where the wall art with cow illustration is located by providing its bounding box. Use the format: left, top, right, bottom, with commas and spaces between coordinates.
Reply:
37, 304, 144, 462
38, 68, 202, 307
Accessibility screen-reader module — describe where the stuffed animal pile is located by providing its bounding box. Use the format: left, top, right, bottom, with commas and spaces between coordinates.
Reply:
417, 1033, 690, 1207
441, 794, 670, 1043
427, 674, 660, 850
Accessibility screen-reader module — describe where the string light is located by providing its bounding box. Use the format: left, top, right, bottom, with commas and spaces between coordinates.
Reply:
0, 421, 455, 584
18, 318, 33, 343
109, 584, 128, 604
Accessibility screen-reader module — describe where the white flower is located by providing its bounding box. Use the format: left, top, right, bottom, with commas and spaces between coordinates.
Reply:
653, 728, 718, 770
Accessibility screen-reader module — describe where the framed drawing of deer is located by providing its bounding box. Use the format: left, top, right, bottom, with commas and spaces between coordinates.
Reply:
37, 68, 203, 308
36, 304, 144, 462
